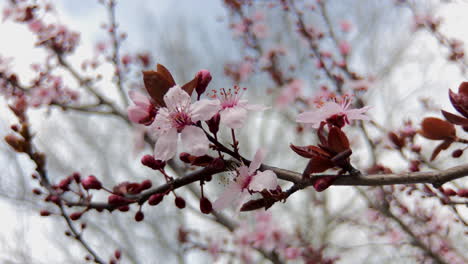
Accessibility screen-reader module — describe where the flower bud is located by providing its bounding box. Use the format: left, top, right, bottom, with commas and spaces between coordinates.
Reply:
179, 152, 191, 163
175, 197, 186, 209
108, 195, 131, 206
313, 176, 336, 192
195, 69, 212, 96
141, 155, 165, 170
72, 172, 81, 183
70, 212, 83, 221
452, 149, 463, 158
58, 177, 72, 191
140, 179, 152, 191
442, 188, 457, 196
40, 210, 51, 216
458, 189, 468, 198
118, 205, 130, 212
206, 113, 220, 135
114, 250, 121, 260
148, 193, 164, 206
200, 197, 212, 214
32, 188, 42, 195
135, 211, 144, 222
82, 175, 102, 190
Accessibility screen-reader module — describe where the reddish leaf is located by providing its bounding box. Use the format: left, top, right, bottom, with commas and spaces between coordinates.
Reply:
430, 139, 454, 161
307, 156, 335, 174
143, 71, 170, 106
156, 64, 176, 86
458, 82, 468, 96
388, 132, 404, 149
327, 127, 350, 153
441, 110, 468, 126
240, 198, 267, 211
181, 76, 198, 96
419, 117, 456, 140
290, 144, 330, 159
449, 89, 468, 118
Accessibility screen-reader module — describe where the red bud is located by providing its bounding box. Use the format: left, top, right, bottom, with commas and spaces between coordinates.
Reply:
141, 155, 165, 170
82, 175, 102, 190
175, 197, 186, 209
140, 179, 152, 190
135, 211, 144, 222
195, 69, 212, 95
70, 212, 82, 221
200, 197, 212, 214
148, 193, 164, 206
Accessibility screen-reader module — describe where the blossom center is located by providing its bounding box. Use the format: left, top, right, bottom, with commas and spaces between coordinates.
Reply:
326, 113, 348, 128
170, 111, 192, 132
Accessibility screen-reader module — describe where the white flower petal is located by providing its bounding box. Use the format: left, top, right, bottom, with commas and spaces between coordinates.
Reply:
249, 170, 278, 192
220, 107, 248, 129
190, 99, 220, 122
213, 182, 242, 211
249, 148, 266, 174
181, 126, 209, 156
163, 85, 191, 112
129, 90, 151, 107
154, 128, 178, 161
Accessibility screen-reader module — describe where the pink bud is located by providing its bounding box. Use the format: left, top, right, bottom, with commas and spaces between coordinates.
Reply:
70, 212, 82, 221
179, 152, 191, 163
443, 188, 457, 196
206, 113, 220, 135
148, 193, 164, 206
175, 197, 186, 209
108, 195, 131, 206
82, 175, 102, 190
458, 189, 468, 198
195, 69, 212, 95
135, 211, 144, 222
200, 197, 212, 214
313, 176, 336, 192
114, 250, 121, 260
40, 210, 51, 216
58, 177, 72, 191
139, 180, 152, 191
141, 155, 165, 170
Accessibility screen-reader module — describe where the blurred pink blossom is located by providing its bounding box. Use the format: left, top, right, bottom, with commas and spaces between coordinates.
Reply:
213, 149, 278, 210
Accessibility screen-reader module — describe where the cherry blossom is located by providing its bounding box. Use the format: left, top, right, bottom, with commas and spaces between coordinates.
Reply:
210, 86, 267, 129
151, 85, 220, 161
213, 149, 278, 211
127, 90, 156, 125
296, 97, 370, 128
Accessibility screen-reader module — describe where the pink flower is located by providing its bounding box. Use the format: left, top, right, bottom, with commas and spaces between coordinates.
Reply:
127, 90, 156, 125
339, 40, 351, 55
213, 149, 278, 211
151, 85, 220, 161
340, 20, 352, 32
276, 79, 303, 108
212, 86, 267, 129
296, 97, 370, 128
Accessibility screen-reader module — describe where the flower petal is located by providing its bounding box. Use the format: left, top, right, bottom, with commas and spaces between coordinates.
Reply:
249, 148, 266, 174
163, 85, 191, 112
213, 182, 242, 211
238, 99, 269, 111
220, 106, 248, 129
181, 126, 209, 156
127, 105, 148, 124
249, 170, 278, 192
190, 99, 220, 122
346, 106, 371, 121
129, 90, 151, 108
154, 128, 178, 161
150, 108, 172, 136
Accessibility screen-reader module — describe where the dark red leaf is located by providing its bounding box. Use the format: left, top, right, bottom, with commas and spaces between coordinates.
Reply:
181, 76, 198, 96
156, 64, 176, 86
449, 89, 468, 118
290, 144, 331, 159
430, 139, 454, 161
328, 127, 350, 153
458, 82, 468, 96
419, 117, 456, 140
441, 110, 468, 126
